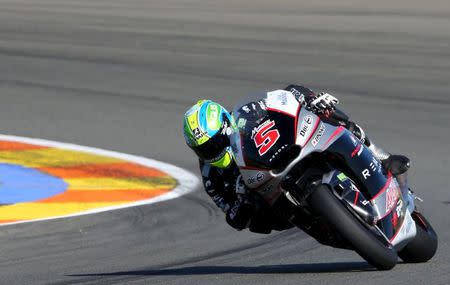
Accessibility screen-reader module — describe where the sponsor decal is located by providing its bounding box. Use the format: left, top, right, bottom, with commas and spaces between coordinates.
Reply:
268, 90, 288, 105
289, 88, 305, 104
221, 121, 229, 135
266, 90, 300, 117
386, 183, 399, 214
396, 199, 403, 217
242, 100, 266, 115
362, 169, 371, 180
361, 157, 380, 179
228, 203, 239, 219
256, 172, 264, 181
391, 208, 399, 228
193, 128, 204, 140
207, 104, 219, 121
370, 156, 383, 174
251, 120, 270, 139
299, 117, 312, 137
311, 123, 326, 147
298, 115, 313, 138
247, 172, 265, 185
258, 100, 266, 110
370, 161, 377, 172
297, 114, 318, 147
304, 115, 313, 125
337, 172, 348, 182
269, 144, 288, 162
392, 199, 403, 228
259, 184, 274, 194
278, 92, 288, 105
252, 120, 280, 156
237, 118, 247, 128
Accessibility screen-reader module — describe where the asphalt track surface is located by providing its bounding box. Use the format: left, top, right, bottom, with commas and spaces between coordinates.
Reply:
0, 0, 449, 284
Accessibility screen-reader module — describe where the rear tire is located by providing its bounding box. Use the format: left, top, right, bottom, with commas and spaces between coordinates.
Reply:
398, 211, 438, 263
308, 184, 398, 270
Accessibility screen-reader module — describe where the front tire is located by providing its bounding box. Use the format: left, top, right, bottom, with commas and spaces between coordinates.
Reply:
308, 184, 398, 270
398, 211, 438, 263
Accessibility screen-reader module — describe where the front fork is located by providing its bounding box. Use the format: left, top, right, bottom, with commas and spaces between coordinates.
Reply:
396, 172, 417, 214
322, 170, 378, 226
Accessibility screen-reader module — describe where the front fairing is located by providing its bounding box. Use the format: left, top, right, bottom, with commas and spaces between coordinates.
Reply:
229, 91, 415, 247
323, 130, 416, 247
230, 91, 300, 170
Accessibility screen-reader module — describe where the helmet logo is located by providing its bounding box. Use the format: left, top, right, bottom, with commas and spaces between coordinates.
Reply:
207, 104, 221, 130
193, 128, 203, 140
208, 104, 219, 120
221, 121, 233, 136
221, 121, 228, 135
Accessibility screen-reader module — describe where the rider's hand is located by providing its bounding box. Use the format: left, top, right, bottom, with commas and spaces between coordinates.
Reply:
234, 175, 246, 196
310, 92, 339, 115
226, 175, 254, 230
226, 200, 253, 230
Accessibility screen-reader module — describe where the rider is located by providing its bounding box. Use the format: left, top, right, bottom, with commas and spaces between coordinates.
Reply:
183, 84, 410, 234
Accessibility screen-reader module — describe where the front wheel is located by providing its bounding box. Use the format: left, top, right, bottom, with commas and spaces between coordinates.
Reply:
398, 211, 438, 263
308, 184, 398, 270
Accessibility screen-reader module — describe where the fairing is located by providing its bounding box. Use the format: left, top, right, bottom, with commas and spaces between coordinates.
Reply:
230, 90, 416, 247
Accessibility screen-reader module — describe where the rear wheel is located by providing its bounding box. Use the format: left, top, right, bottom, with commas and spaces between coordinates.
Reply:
398, 211, 438, 263
308, 184, 398, 270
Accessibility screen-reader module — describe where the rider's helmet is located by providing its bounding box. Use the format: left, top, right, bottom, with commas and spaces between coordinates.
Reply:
183, 100, 234, 168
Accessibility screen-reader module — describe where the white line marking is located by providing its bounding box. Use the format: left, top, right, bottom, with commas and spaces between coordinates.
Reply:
0, 134, 200, 227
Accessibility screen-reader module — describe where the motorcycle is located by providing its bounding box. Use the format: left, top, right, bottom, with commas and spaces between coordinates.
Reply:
229, 90, 438, 270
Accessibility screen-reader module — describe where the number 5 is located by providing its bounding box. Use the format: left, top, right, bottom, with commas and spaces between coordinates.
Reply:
254, 121, 280, 156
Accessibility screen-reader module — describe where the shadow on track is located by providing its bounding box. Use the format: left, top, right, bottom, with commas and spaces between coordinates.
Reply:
68, 262, 374, 277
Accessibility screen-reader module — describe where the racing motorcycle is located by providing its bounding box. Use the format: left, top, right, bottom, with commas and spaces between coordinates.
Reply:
229, 90, 438, 270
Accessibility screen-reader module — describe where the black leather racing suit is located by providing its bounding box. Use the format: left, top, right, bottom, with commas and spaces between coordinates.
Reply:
199, 84, 369, 234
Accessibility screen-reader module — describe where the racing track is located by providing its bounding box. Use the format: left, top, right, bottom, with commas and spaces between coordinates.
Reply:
0, 0, 449, 284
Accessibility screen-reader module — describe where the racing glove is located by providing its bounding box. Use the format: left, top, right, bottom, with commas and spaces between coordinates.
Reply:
310, 92, 339, 116
225, 175, 254, 230
226, 199, 253, 230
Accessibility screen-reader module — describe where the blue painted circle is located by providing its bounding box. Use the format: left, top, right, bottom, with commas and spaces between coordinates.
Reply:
0, 163, 68, 204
